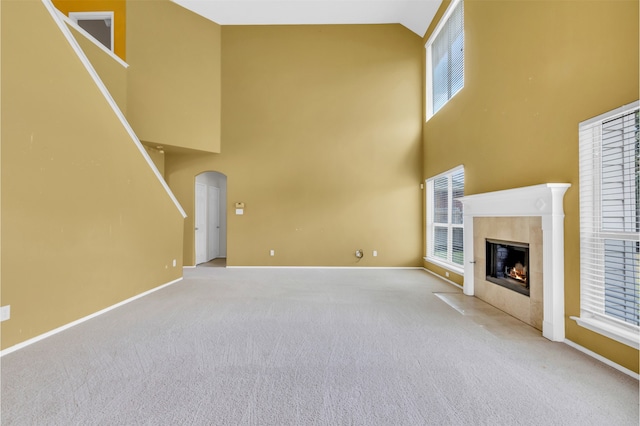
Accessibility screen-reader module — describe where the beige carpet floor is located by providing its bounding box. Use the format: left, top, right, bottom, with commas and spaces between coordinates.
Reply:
1, 267, 638, 425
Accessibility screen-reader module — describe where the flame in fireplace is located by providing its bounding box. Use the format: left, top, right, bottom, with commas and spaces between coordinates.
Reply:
508, 262, 527, 284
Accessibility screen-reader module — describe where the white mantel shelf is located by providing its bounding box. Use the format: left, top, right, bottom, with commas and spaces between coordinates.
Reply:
459, 183, 571, 342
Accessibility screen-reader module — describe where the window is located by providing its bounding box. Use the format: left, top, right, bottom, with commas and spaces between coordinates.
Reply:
69, 12, 114, 51
575, 101, 639, 349
426, 166, 464, 273
425, 0, 464, 119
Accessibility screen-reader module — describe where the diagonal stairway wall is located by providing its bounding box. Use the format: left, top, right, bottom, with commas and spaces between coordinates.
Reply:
127, 0, 222, 153
1, 0, 185, 351
61, 11, 129, 115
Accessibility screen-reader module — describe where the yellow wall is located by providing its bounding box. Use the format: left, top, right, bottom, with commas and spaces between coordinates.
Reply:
52, 0, 126, 60
67, 23, 128, 114
422, 0, 639, 372
0, 0, 184, 350
126, 0, 221, 153
165, 24, 424, 267
143, 145, 165, 177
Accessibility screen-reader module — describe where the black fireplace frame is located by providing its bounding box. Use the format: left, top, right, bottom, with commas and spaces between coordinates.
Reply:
485, 239, 530, 297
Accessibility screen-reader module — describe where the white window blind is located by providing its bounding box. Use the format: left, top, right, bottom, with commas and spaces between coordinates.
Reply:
426, 0, 464, 119
426, 166, 464, 273
577, 101, 639, 348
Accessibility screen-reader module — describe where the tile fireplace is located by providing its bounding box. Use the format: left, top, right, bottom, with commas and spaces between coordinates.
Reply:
459, 184, 570, 341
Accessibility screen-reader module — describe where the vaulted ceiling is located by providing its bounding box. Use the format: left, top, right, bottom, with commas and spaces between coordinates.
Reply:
171, 0, 442, 37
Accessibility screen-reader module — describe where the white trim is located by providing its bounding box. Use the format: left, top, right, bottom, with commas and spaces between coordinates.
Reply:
563, 339, 639, 380
425, 40, 434, 119
425, 0, 463, 120
225, 266, 424, 270
458, 183, 571, 342
423, 256, 464, 275
422, 256, 464, 277
575, 101, 640, 348
68, 11, 114, 53
41, 0, 186, 218
425, 165, 465, 273
426, 164, 465, 181
183, 265, 197, 269
0, 277, 183, 357
422, 267, 464, 290
570, 315, 640, 350
579, 101, 640, 127
424, 0, 462, 48
57, 11, 128, 68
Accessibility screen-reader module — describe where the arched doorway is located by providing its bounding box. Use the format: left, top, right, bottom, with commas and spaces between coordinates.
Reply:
195, 171, 227, 265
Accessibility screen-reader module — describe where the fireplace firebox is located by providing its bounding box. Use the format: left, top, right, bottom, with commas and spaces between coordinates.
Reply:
486, 239, 530, 297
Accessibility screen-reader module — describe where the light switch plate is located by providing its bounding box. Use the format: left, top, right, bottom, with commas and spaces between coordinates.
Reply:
1, 305, 10, 322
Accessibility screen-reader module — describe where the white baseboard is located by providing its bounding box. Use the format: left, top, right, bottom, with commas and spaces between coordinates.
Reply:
225, 266, 423, 270
422, 268, 464, 290
563, 339, 639, 380
183, 265, 196, 269
0, 277, 183, 357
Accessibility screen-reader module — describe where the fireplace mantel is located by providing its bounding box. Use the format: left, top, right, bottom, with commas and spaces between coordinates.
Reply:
459, 183, 571, 342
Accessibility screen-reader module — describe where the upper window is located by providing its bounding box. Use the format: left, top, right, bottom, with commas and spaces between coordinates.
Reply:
426, 166, 464, 273
69, 12, 114, 52
576, 101, 639, 349
426, 0, 464, 119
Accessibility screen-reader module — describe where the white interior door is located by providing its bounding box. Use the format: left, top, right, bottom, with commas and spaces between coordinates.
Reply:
207, 186, 220, 260
195, 183, 207, 264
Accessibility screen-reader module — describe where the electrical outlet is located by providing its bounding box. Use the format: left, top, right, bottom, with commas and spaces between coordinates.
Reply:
172, 259, 177, 267
1, 305, 10, 322
373, 250, 378, 257
445, 272, 450, 278
270, 250, 275, 256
